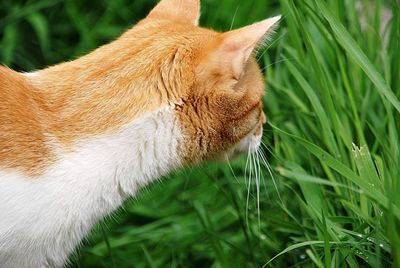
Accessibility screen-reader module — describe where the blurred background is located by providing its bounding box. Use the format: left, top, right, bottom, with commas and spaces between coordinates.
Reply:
1, 0, 399, 267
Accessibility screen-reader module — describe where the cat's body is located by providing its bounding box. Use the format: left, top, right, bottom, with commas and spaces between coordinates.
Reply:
0, 0, 279, 267
0, 107, 181, 267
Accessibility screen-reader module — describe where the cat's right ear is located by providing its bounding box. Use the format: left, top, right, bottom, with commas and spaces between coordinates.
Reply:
213, 16, 281, 80
147, 0, 200, 26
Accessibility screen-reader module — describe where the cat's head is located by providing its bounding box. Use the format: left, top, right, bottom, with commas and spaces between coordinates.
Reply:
139, 0, 280, 164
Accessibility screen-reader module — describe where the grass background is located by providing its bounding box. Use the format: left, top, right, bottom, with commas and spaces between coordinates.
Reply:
1, 0, 399, 267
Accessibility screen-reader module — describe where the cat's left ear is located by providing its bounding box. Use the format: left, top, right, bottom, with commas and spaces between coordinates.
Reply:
147, 0, 200, 25
219, 16, 281, 80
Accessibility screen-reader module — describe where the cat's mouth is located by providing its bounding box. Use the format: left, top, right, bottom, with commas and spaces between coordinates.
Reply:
225, 112, 266, 160
235, 123, 263, 154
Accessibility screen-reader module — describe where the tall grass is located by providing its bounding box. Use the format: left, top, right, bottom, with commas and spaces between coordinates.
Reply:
1, 0, 399, 267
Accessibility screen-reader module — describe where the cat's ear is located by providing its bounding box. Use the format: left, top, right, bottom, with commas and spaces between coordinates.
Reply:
219, 16, 281, 80
147, 0, 200, 25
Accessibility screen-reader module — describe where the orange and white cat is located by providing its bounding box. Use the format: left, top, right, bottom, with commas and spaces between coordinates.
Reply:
0, 0, 280, 267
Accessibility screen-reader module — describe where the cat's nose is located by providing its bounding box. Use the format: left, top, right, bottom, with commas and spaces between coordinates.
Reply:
253, 111, 266, 136
253, 123, 263, 136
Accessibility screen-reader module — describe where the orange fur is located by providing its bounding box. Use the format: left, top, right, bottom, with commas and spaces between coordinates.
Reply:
0, 67, 55, 175
177, 57, 266, 164
0, 0, 279, 176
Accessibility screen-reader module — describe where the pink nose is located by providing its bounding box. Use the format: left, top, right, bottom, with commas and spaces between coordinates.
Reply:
253, 112, 266, 136
261, 112, 266, 124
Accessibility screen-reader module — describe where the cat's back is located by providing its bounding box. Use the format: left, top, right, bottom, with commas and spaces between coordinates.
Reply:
0, 67, 52, 175
0, 67, 39, 119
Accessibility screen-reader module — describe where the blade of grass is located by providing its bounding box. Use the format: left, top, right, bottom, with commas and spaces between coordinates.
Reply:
315, 0, 400, 113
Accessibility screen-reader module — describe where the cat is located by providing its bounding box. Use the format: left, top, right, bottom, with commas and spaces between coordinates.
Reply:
0, 0, 280, 267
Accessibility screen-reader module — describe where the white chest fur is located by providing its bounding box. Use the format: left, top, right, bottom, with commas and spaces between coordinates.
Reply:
0, 107, 182, 268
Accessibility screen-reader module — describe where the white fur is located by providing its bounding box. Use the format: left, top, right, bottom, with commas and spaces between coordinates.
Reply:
23, 72, 39, 78
235, 131, 262, 154
0, 107, 182, 268
225, 126, 263, 160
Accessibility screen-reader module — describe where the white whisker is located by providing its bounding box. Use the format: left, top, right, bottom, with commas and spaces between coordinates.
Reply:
255, 149, 261, 229
256, 148, 269, 197
226, 153, 239, 183
245, 146, 252, 224
261, 141, 276, 159
258, 148, 282, 203
249, 148, 258, 225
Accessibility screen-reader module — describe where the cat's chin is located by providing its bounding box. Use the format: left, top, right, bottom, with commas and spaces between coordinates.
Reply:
218, 129, 263, 162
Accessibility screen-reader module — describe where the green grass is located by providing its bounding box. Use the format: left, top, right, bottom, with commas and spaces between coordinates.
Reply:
1, 0, 399, 267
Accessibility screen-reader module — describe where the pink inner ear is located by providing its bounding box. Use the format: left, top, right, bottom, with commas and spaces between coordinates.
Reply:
231, 46, 256, 80
224, 42, 244, 52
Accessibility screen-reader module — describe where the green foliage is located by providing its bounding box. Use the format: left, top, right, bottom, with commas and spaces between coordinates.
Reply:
1, 0, 399, 267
